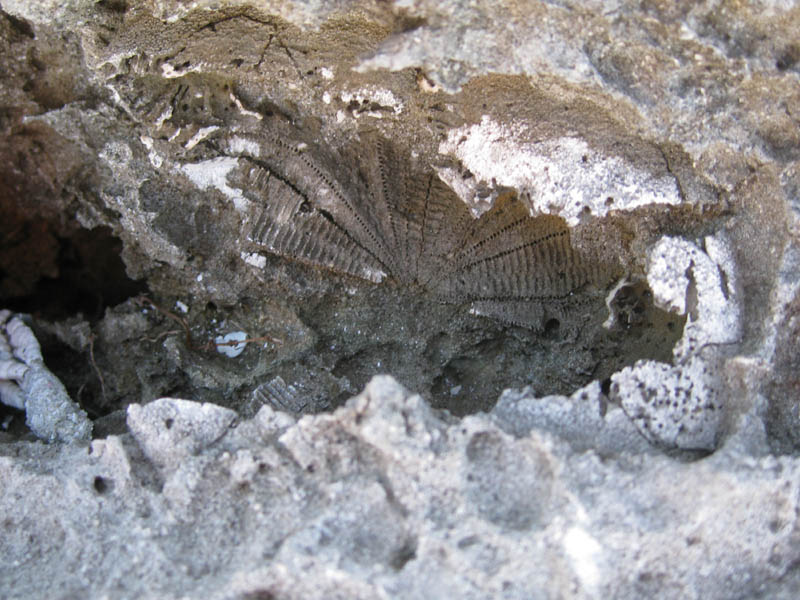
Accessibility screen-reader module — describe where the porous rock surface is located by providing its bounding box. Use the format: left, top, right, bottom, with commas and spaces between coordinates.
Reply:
1, 0, 800, 598
0, 375, 798, 600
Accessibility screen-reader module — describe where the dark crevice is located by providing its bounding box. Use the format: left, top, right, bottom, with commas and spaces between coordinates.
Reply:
1, 204, 148, 422
1, 224, 147, 322
3, 11, 35, 39
0, 403, 29, 438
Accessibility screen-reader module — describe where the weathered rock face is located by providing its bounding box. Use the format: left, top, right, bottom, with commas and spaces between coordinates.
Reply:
1, 0, 800, 597
2, 376, 800, 600
0, 0, 705, 418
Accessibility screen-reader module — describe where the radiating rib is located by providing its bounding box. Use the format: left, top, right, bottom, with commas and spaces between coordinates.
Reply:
248, 130, 395, 272
450, 230, 587, 299
470, 295, 596, 333
231, 127, 615, 331
242, 161, 386, 283
445, 194, 534, 270
469, 299, 547, 330
433, 193, 595, 301
358, 132, 406, 277
410, 173, 473, 286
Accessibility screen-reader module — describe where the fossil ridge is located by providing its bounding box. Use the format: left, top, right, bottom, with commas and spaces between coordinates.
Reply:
230, 128, 617, 333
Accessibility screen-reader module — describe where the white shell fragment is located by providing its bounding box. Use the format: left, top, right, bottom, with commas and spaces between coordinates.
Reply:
215, 331, 248, 358
0, 309, 92, 442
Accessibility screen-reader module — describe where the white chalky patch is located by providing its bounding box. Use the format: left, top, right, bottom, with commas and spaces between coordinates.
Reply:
241, 252, 267, 269
184, 126, 219, 150
647, 234, 741, 360
228, 136, 261, 156
181, 157, 249, 211
340, 87, 404, 116
154, 105, 173, 130
612, 356, 722, 451
161, 62, 200, 78
139, 135, 163, 169
564, 526, 602, 593
229, 93, 263, 120
602, 277, 631, 329
361, 266, 386, 283
439, 116, 682, 225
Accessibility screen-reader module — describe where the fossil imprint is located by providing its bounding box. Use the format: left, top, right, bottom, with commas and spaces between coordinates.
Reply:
229, 128, 616, 331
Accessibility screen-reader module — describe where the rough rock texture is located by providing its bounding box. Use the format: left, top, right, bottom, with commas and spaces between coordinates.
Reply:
1, 376, 799, 600
1, 0, 800, 597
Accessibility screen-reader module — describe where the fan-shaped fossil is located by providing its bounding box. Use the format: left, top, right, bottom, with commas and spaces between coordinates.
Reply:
217, 123, 681, 413
229, 127, 616, 334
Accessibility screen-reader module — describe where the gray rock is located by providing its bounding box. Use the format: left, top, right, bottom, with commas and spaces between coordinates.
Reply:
0, 376, 797, 599
463, 429, 553, 531
492, 381, 654, 456
611, 357, 722, 452
127, 397, 237, 472
21, 366, 93, 443
1, 0, 800, 597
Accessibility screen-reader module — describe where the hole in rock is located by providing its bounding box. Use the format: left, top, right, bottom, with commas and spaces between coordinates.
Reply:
96, 0, 128, 13
543, 318, 561, 339
93, 475, 113, 494
241, 591, 276, 600
0, 221, 146, 321
0, 403, 28, 438
1, 202, 147, 420
389, 537, 418, 570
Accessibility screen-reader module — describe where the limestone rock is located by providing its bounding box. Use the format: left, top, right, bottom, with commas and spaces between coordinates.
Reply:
1, 0, 800, 597
0, 377, 797, 599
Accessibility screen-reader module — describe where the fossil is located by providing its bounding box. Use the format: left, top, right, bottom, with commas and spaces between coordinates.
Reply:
228, 126, 616, 333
